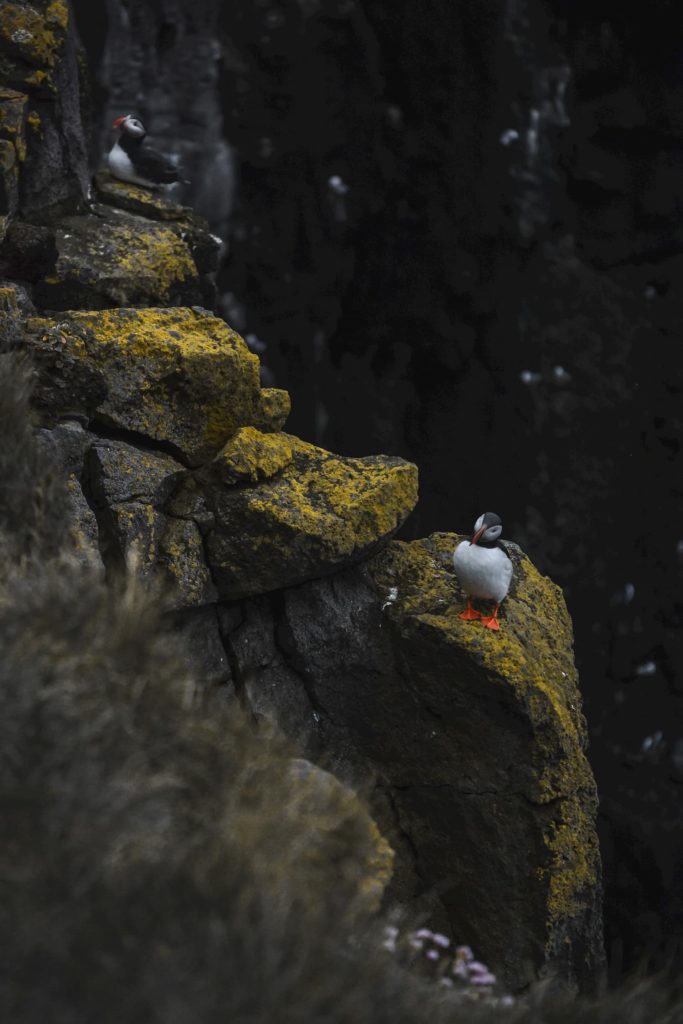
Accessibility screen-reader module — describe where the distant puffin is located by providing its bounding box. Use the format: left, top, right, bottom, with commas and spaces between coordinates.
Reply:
108, 115, 179, 189
453, 512, 513, 631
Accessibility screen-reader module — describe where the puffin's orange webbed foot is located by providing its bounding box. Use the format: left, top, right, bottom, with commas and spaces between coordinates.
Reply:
481, 603, 501, 631
458, 598, 481, 621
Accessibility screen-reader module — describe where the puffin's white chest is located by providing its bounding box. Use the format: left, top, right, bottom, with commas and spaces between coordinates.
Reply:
453, 541, 513, 604
108, 141, 154, 188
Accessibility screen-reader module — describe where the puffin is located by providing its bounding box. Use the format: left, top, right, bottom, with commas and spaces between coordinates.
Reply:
453, 512, 513, 631
108, 115, 180, 189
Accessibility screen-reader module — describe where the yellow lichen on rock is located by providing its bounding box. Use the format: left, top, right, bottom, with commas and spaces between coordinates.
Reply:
0, 286, 18, 311
0, 89, 27, 161
116, 224, 195, 298
24, 69, 48, 88
0, 1, 68, 68
46, 213, 198, 307
0, 140, 18, 231
0, 140, 17, 172
158, 518, 216, 608
26, 308, 263, 465
253, 387, 291, 433
46, 0, 69, 33
203, 434, 418, 597
212, 427, 293, 484
542, 793, 601, 926
92, 170, 190, 222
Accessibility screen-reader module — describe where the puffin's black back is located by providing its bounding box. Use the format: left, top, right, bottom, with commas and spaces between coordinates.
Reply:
118, 131, 179, 184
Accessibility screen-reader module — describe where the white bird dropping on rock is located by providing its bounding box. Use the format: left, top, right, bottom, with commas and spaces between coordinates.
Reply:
453, 512, 513, 631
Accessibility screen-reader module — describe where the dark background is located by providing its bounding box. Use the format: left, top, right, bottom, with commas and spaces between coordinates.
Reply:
72, 0, 682, 983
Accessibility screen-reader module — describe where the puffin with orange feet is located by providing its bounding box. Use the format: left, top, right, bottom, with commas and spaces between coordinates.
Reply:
453, 512, 513, 631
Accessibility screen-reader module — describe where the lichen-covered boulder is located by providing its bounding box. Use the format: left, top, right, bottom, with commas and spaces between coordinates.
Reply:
24, 307, 270, 465
210, 426, 293, 484
197, 433, 419, 598
90, 174, 221, 277
35, 207, 205, 310
219, 531, 604, 991
2, 166, 220, 308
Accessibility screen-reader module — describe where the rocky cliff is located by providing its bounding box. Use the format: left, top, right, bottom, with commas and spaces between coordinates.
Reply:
0, 0, 604, 996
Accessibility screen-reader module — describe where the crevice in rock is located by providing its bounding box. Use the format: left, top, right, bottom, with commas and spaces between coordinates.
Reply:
79, 442, 126, 581
216, 601, 257, 723
380, 783, 427, 890
89, 416, 192, 468
186, 494, 257, 720
207, 604, 233, 691
269, 588, 329, 725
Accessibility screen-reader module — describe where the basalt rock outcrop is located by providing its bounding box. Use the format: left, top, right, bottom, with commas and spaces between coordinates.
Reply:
220, 532, 603, 991
192, 432, 418, 599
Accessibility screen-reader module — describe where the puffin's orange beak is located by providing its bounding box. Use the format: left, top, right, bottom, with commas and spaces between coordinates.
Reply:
112, 115, 126, 129
470, 526, 485, 546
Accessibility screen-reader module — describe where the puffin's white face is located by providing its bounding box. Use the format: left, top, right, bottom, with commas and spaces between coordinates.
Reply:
113, 115, 146, 138
472, 513, 503, 544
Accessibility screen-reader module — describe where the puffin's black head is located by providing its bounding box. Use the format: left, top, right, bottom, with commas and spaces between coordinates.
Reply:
470, 512, 503, 546
112, 114, 146, 139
